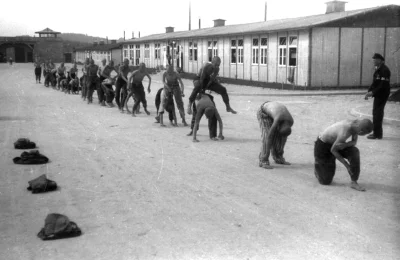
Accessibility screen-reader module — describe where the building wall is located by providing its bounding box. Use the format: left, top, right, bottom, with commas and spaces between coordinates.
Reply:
385, 28, 400, 85
339, 28, 363, 86
297, 30, 309, 87
361, 28, 385, 86
223, 37, 230, 78
243, 35, 251, 80
311, 27, 340, 87
268, 33, 278, 83
111, 49, 122, 65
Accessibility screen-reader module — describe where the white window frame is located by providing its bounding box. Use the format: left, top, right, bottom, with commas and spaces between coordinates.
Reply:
252, 38, 259, 65
288, 36, 298, 67
135, 44, 141, 65
237, 39, 243, 64
208, 41, 212, 62
230, 39, 236, 64
154, 43, 161, 60
144, 44, 150, 59
213, 41, 218, 59
260, 37, 268, 65
279, 37, 287, 66
193, 42, 198, 61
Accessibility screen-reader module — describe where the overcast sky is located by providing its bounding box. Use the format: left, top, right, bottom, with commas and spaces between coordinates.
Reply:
1, 0, 399, 39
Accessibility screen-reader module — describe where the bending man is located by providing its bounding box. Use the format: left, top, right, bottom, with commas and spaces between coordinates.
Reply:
257, 101, 293, 169
314, 119, 373, 191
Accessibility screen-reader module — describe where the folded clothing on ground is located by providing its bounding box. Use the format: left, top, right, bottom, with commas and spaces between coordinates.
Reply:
27, 174, 57, 193
37, 213, 82, 240
14, 138, 36, 149
13, 150, 49, 165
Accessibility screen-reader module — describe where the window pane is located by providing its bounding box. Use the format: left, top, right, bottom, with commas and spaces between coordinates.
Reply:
261, 38, 268, 46
213, 41, 217, 47
208, 41, 212, 47
189, 42, 192, 47
231, 40, 236, 47
238, 39, 243, 46
194, 43, 198, 48
194, 49, 198, 60
231, 49, 236, 63
279, 37, 287, 46
290, 37, 297, 45
289, 47, 297, 66
208, 49, 212, 62
253, 38, 259, 46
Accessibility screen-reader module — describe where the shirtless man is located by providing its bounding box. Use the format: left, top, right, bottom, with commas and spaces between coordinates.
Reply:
127, 63, 151, 116
162, 65, 188, 126
56, 62, 67, 89
97, 58, 107, 106
100, 60, 118, 107
189, 93, 224, 142
315, 119, 373, 192
80, 58, 90, 100
45, 59, 56, 87
115, 59, 131, 111
257, 101, 293, 169
188, 56, 236, 115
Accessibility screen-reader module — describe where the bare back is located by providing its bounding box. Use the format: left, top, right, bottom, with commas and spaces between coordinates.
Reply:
319, 120, 353, 144
131, 70, 149, 84
263, 102, 293, 125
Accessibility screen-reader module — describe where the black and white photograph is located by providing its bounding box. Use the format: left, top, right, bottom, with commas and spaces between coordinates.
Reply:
0, 0, 399, 259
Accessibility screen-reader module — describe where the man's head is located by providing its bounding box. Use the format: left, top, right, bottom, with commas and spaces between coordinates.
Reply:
279, 123, 292, 137
123, 58, 129, 66
101, 58, 106, 65
109, 60, 114, 67
73, 63, 77, 69
204, 107, 216, 119
139, 62, 146, 72
60, 62, 64, 67
85, 58, 90, 64
90, 59, 94, 65
357, 119, 373, 136
166, 64, 174, 73
372, 53, 384, 67
211, 56, 221, 68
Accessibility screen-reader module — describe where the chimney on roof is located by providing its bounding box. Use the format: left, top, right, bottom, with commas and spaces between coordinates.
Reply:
93, 41, 98, 46
111, 39, 117, 44
199, 17, 201, 29
106, 36, 108, 44
325, 1, 347, 14
213, 19, 226, 27
166, 27, 174, 33
99, 40, 105, 45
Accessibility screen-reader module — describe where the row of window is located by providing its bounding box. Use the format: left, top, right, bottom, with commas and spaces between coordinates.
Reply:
122, 36, 298, 66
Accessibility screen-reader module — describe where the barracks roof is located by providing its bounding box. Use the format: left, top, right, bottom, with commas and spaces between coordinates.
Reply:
122, 5, 399, 43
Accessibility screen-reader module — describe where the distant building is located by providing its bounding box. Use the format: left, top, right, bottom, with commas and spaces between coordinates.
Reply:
74, 40, 122, 64
120, 2, 400, 88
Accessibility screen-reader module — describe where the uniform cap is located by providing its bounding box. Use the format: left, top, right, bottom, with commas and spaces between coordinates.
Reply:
372, 53, 384, 61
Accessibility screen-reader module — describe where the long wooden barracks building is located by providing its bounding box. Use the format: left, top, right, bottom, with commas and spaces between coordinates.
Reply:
116, 1, 400, 88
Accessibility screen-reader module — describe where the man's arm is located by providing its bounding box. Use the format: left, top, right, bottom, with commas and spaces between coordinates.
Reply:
264, 120, 279, 160
330, 132, 352, 171
146, 73, 152, 93
120, 67, 129, 83
372, 67, 390, 97
214, 109, 224, 140
177, 73, 184, 96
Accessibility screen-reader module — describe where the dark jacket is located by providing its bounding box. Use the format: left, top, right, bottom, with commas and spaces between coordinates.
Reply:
368, 64, 391, 98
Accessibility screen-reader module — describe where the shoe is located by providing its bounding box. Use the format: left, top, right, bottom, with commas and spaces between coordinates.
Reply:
367, 134, 382, 140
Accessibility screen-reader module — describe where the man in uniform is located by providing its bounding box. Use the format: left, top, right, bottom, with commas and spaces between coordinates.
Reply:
34, 57, 42, 83
187, 56, 236, 115
115, 58, 131, 111
257, 101, 293, 169
86, 59, 99, 104
127, 63, 151, 116
314, 119, 373, 191
162, 65, 188, 126
364, 53, 391, 140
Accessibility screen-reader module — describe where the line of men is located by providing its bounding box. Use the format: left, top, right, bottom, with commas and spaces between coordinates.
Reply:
34, 52, 391, 193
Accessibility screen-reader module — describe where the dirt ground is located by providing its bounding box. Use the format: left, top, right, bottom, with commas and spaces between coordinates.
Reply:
1, 63, 399, 260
